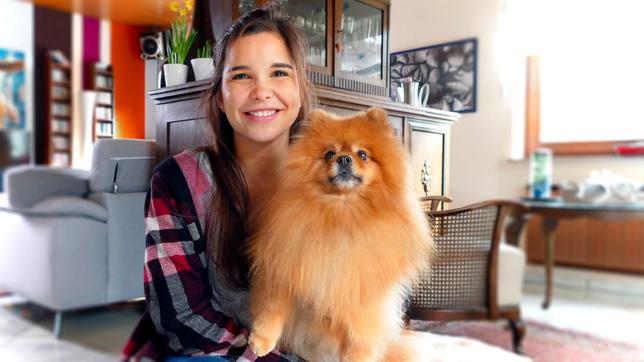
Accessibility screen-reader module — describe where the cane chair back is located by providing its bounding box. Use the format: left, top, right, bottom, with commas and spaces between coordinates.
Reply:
407, 199, 529, 353
409, 199, 527, 320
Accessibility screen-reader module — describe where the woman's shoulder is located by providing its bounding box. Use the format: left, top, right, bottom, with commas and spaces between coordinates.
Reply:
150, 149, 214, 225
153, 148, 213, 182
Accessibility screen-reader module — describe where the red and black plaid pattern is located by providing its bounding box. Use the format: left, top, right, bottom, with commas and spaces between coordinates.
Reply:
121, 150, 300, 362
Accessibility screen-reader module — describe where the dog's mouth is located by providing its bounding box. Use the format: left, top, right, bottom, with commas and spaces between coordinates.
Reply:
329, 171, 363, 189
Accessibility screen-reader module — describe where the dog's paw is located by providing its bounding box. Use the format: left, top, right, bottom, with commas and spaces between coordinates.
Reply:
248, 331, 277, 357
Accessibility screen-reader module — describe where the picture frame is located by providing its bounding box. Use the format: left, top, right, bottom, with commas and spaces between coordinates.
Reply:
390, 38, 477, 113
0, 48, 26, 129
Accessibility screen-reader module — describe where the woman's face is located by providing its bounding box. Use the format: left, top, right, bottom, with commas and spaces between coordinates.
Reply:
219, 31, 302, 148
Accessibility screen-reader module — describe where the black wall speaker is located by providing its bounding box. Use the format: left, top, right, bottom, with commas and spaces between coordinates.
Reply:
140, 32, 165, 60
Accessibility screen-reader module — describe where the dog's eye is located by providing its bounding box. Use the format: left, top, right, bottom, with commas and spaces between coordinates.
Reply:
357, 150, 368, 161
324, 151, 336, 160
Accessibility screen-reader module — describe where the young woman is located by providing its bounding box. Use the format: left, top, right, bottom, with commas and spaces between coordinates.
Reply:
122, 5, 313, 361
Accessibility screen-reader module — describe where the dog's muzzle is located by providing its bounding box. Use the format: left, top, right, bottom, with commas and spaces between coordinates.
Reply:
329, 156, 363, 187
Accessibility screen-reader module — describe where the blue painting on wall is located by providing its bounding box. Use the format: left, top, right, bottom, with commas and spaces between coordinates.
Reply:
0, 49, 26, 129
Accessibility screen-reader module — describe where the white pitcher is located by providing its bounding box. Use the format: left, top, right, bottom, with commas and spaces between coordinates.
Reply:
401, 79, 430, 107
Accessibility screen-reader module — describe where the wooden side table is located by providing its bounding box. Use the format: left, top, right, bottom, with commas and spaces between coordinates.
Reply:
507, 200, 644, 309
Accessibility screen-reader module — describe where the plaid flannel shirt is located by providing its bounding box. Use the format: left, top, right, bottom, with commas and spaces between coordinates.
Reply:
121, 150, 301, 362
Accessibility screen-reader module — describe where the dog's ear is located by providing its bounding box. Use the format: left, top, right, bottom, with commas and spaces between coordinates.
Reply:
302, 108, 332, 128
366, 107, 389, 126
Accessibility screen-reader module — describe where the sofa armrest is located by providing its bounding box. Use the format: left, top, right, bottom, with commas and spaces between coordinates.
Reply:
4, 165, 90, 209
89, 192, 146, 301
111, 156, 154, 193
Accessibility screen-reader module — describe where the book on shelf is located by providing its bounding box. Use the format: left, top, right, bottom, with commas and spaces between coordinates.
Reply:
96, 122, 113, 136
96, 91, 112, 104
52, 136, 70, 149
48, 50, 70, 66
95, 107, 113, 120
52, 103, 70, 116
51, 119, 70, 133
51, 69, 69, 82
52, 86, 70, 99
51, 152, 70, 167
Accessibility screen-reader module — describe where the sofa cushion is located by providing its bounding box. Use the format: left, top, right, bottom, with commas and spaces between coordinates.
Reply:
0, 196, 108, 222
4, 166, 90, 209
90, 139, 155, 193
497, 243, 526, 306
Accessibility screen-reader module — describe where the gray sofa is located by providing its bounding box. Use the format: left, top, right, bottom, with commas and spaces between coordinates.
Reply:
0, 139, 155, 337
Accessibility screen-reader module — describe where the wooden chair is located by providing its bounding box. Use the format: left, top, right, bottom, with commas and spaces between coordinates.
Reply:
407, 199, 529, 353
419, 195, 453, 212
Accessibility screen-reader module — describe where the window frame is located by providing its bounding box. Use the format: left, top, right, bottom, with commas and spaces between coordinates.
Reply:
524, 56, 640, 156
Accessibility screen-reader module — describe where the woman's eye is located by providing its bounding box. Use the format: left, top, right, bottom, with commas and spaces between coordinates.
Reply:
357, 150, 368, 161
232, 73, 249, 80
273, 70, 288, 77
324, 151, 336, 160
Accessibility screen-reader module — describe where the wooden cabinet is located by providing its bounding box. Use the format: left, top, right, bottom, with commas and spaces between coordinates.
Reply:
196, 0, 390, 97
45, 50, 72, 167
149, 80, 458, 198
284, 0, 389, 97
407, 121, 448, 197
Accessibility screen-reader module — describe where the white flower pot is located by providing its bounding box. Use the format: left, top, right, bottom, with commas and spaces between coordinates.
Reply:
191, 58, 214, 81
163, 63, 188, 87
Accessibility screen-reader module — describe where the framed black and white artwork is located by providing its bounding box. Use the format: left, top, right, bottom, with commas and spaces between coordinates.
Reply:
390, 38, 477, 113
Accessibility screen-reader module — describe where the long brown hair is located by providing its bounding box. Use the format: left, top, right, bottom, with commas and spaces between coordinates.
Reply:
203, 3, 314, 288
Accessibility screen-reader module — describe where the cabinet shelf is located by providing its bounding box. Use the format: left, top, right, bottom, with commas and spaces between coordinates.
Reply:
52, 80, 70, 86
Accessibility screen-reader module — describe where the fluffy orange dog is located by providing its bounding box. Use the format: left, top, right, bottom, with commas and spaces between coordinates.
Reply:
248, 108, 432, 362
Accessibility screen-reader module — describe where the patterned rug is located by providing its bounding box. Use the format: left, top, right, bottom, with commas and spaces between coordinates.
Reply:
411, 320, 644, 362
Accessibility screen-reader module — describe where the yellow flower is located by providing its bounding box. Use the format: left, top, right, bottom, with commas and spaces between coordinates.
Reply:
169, 1, 179, 13
179, 8, 187, 17
185, 0, 193, 11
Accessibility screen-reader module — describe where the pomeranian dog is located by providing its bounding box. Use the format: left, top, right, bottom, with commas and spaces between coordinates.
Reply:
247, 108, 432, 362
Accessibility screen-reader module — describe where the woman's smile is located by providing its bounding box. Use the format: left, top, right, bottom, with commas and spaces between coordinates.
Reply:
244, 108, 281, 122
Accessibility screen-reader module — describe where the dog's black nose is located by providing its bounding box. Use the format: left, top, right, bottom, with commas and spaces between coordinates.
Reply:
337, 155, 352, 167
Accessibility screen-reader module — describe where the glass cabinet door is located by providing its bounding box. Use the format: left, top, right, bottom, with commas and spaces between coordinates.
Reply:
272, 0, 329, 68
238, 0, 257, 16
338, 0, 384, 80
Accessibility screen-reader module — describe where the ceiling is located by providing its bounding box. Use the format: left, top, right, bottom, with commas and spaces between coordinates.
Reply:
20, 0, 178, 26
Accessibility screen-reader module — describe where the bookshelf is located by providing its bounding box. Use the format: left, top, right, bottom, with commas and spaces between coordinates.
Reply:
46, 50, 72, 167
92, 63, 114, 141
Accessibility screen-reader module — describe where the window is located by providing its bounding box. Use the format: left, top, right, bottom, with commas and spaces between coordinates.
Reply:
505, 0, 644, 156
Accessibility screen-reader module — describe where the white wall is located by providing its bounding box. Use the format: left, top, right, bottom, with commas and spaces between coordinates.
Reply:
0, 0, 34, 133
391, 0, 644, 207
144, 59, 160, 140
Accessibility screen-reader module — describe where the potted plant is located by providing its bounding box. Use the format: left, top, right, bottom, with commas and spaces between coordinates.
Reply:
191, 40, 214, 81
164, 0, 197, 87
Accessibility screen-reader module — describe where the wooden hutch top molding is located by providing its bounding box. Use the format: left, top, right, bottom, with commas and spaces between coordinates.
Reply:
149, 79, 460, 126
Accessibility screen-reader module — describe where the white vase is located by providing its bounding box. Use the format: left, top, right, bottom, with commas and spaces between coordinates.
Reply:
163, 63, 188, 87
191, 58, 214, 81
